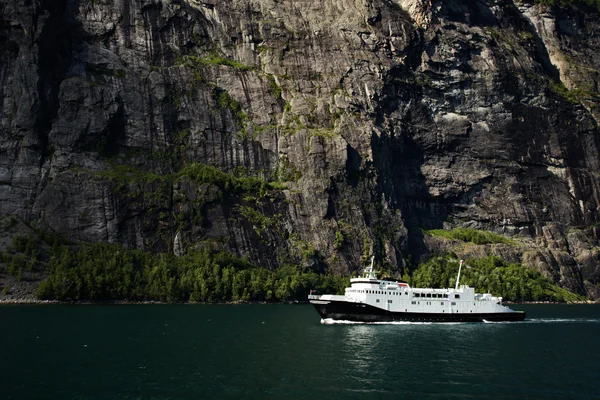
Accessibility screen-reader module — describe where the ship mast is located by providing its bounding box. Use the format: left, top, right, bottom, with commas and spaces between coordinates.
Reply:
455, 259, 464, 289
364, 256, 376, 279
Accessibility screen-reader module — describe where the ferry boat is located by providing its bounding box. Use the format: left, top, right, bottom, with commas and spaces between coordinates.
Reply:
309, 258, 526, 323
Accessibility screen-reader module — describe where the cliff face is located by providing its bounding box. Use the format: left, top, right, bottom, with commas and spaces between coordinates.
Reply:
1, 0, 599, 297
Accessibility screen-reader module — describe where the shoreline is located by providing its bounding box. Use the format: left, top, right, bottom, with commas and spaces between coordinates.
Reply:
0, 298, 306, 305
0, 298, 597, 305
504, 300, 598, 305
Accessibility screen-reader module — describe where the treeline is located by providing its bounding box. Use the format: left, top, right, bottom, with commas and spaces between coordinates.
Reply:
411, 255, 585, 302
34, 243, 348, 302
1, 226, 587, 303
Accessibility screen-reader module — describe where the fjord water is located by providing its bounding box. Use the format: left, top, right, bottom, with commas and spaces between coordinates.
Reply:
1, 304, 599, 400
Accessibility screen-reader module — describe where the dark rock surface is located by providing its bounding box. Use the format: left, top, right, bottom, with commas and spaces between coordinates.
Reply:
1, 0, 599, 298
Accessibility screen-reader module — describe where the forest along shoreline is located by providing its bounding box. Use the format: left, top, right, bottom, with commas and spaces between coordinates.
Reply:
1, 222, 597, 305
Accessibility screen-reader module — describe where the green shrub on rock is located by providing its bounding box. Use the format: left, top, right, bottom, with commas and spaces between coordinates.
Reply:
425, 228, 514, 245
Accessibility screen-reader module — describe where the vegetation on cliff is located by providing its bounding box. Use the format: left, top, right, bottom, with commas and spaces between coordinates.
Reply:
410, 255, 585, 302
424, 228, 515, 246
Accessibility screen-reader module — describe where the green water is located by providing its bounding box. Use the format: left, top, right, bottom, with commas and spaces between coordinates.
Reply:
1, 304, 599, 399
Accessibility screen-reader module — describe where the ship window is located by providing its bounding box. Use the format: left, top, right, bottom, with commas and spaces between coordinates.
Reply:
405, 292, 408, 295
451, 302, 456, 305
376, 299, 380, 303
426, 293, 431, 298
444, 294, 448, 298
441, 302, 444, 305
388, 300, 392, 304
411, 301, 416, 305
415, 293, 420, 298
455, 294, 460, 299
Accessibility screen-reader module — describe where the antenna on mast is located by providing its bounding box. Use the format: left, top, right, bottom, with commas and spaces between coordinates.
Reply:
455, 259, 464, 290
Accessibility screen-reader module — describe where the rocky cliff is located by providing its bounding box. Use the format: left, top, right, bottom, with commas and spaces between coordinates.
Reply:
1, 0, 599, 298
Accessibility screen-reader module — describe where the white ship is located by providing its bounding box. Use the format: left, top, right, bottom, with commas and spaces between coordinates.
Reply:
309, 258, 526, 323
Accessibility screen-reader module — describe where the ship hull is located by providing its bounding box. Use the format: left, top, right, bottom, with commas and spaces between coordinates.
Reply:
311, 300, 526, 323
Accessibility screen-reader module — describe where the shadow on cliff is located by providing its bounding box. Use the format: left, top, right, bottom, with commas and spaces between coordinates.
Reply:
35, 0, 84, 164
371, 124, 448, 264
368, 0, 516, 264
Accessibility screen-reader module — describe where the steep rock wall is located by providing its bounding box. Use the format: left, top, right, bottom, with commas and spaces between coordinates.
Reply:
1, 0, 599, 296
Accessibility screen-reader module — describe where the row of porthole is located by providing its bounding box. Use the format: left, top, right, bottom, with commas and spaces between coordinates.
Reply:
411, 301, 457, 306
356, 290, 407, 295
351, 290, 461, 299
